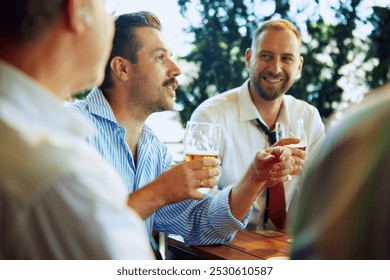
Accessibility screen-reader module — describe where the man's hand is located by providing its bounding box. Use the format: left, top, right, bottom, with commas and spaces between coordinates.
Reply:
229, 146, 295, 220
254, 146, 295, 185
273, 137, 306, 176
127, 158, 220, 219
154, 158, 220, 202
251, 146, 295, 188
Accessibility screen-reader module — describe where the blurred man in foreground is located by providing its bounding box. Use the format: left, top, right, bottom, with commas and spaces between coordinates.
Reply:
291, 84, 390, 259
0, 0, 153, 259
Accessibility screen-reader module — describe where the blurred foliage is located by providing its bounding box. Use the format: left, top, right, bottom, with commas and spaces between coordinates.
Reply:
73, 88, 91, 100
175, 0, 389, 125
365, 6, 390, 89
176, 0, 255, 123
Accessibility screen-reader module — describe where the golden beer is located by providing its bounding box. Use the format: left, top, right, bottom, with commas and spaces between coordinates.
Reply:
185, 153, 219, 162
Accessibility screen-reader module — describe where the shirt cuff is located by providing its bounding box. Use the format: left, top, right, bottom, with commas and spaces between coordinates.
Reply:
208, 185, 253, 238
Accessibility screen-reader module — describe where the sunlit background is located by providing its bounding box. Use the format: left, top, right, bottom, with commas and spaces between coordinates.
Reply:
112, 0, 389, 161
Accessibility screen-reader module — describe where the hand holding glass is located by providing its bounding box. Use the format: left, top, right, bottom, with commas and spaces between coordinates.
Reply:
275, 119, 307, 177
275, 119, 307, 151
184, 121, 221, 192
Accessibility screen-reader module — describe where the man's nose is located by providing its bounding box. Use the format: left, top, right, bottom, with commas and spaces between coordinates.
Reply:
268, 58, 282, 75
168, 59, 181, 77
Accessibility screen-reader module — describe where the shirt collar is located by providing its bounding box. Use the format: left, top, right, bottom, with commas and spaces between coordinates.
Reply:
238, 80, 260, 123
0, 60, 93, 141
84, 87, 156, 136
85, 87, 118, 123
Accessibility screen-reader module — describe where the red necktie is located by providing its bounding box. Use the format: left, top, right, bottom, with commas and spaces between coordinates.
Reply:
255, 119, 287, 229
268, 183, 287, 229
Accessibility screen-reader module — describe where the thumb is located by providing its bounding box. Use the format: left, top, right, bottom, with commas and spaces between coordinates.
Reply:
192, 189, 206, 200
273, 137, 300, 147
254, 151, 276, 168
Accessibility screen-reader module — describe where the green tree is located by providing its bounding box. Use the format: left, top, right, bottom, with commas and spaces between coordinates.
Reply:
365, 6, 390, 89
176, 0, 254, 124
291, 0, 366, 118
175, 0, 378, 124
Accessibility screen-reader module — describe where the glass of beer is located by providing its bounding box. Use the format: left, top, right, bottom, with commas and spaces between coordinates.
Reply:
275, 119, 307, 151
184, 121, 221, 192
275, 119, 307, 177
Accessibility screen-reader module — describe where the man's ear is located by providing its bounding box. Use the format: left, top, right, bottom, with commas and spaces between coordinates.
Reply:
296, 55, 304, 80
77, 9, 94, 26
110, 57, 130, 81
245, 48, 252, 69
66, 0, 94, 32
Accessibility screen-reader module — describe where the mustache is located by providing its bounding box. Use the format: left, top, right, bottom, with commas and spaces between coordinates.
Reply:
163, 77, 179, 89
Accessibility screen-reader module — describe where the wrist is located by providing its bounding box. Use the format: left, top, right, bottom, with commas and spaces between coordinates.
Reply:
127, 182, 167, 219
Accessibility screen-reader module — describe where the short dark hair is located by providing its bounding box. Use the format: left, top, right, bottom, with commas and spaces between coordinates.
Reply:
100, 11, 162, 90
0, 0, 64, 41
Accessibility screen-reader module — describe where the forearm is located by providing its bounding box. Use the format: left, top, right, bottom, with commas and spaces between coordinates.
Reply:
154, 188, 247, 246
127, 183, 167, 220
229, 148, 293, 220
229, 167, 267, 220
128, 158, 221, 219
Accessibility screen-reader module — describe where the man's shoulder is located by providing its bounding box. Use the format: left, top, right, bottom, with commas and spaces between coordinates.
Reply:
142, 124, 170, 150
191, 85, 244, 123
0, 117, 91, 197
142, 124, 164, 143
66, 98, 90, 114
197, 86, 241, 110
284, 95, 320, 114
66, 88, 103, 114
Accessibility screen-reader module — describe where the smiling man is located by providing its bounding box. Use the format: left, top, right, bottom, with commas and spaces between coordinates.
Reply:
191, 19, 325, 231
68, 12, 296, 255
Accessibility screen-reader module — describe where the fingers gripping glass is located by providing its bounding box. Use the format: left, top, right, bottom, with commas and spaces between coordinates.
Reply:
275, 119, 307, 178
275, 119, 307, 151
184, 121, 221, 193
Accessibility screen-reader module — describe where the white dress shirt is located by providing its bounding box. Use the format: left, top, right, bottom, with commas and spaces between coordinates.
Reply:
0, 60, 153, 259
191, 80, 325, 230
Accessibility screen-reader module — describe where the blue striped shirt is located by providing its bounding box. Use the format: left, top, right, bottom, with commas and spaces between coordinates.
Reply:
68, 88, 249, 245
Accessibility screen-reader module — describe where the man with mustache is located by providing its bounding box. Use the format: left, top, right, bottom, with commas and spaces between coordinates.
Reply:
191, 19, 325, 230
69, 12, 296, 255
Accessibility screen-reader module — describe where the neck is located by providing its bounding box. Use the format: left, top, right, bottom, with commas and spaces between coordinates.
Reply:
249, 86, 283, 130
0, 34, 76, 100
104, 88, 150, 159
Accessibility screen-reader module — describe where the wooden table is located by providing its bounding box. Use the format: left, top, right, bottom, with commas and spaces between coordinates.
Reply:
167, 230, 291, 260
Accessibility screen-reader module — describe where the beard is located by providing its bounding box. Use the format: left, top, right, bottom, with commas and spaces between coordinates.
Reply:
129, 66, 177, 114
250, 71, 294, 102
142, 86, 175, 113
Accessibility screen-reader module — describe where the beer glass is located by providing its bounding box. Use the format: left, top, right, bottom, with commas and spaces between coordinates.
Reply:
275, 119, 307, 177
184, 121, 221, 192
275, 119, 307, 151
